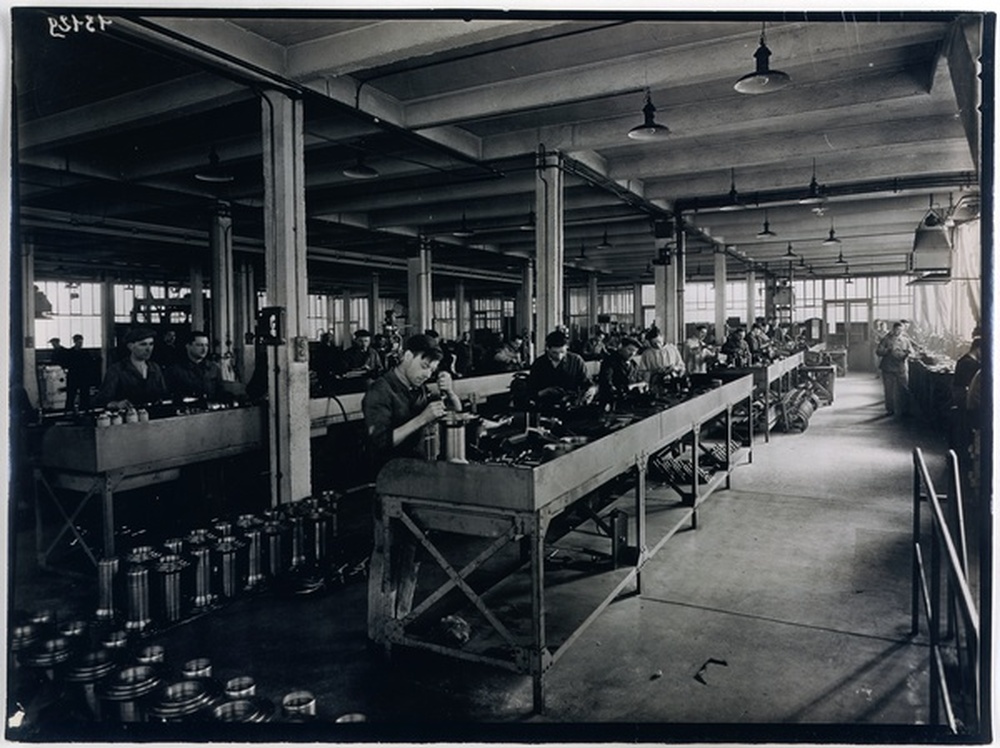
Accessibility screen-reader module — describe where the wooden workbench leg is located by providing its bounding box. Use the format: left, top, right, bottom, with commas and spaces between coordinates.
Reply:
102, 473, 116, 559
691, 426, 700, 529
724, 407, 733, 490
529, 519, 546, 714
367, 495, 392, 648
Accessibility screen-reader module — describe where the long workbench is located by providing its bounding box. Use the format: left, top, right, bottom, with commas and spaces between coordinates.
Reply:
723, 351, 805, 441
371, 374, 754, 713
31, 405, 266, 568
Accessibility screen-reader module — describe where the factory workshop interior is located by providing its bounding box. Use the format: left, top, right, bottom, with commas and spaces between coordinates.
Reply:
3, 6, 995, 744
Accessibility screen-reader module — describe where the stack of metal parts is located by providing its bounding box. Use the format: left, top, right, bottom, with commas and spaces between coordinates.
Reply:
89, 491, 344, 637
6, 608, 347, 726
649, 449, 712, 486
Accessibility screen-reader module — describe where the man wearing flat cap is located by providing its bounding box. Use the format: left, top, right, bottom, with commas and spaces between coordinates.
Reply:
344, 328, 384, 377
93, 327, 169, 409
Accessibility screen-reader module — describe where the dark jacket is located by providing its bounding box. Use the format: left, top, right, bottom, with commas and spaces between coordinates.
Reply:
526, 351, 590, 400
361, 369, 431, 472
166, 356, 223, 400
94, 358, 168, 407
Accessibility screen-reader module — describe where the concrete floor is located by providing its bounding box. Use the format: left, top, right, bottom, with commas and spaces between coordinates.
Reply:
7, 373, 980, 742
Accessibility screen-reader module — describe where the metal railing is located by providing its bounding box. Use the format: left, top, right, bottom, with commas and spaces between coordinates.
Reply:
911, 447, 982, 735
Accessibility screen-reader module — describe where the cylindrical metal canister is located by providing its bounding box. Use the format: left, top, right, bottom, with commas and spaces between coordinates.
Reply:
305, 508, 331, 568
439, 412, 470, 463
181, 657, 212, 679
281, 689, 316, 721
20, 635, 74, 681
212, 697, 274, 722
242, 527, 265, 590
65, 647, 118, 720
263, 520, 289, 579
189, 546, 215, 609
214, 536, 245, 599
288, 514, 306, 569
147, 678, 222, 722
96, 557, 119, 621
162, 537, 185, 556
100, 663, 163, 722
224, 676, 256, 699
154, 554, 188, 624
135, 644, 166, 665
123, 564, 152, 633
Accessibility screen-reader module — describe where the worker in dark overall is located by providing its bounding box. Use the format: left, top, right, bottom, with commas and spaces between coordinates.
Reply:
361, 333, 462, 644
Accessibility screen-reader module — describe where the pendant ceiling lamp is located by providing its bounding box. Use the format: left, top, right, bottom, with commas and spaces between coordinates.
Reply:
452, 212, 474, 238
756, 210, 776, 238
798, 159, 826, 205
822, 219, 841, 246
596, 228, 613, 250
627, 89, 671, 141
343, 154, 379, 180
734, 22, 791, 95
718, 167, 745, 212
194, 146, 234, 183
835, 248, 847, 264
784, 242, 796, 258
578, 240, 587, 260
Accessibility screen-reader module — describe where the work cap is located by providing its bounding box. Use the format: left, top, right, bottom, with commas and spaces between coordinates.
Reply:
124, 327, 156, 344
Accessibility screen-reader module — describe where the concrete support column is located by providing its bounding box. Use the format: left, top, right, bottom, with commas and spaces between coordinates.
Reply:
101, 278, 116, 378
674, 225, 686, 342
455, 280, 467, 337
407, 237, 432, 335
209, 200, 235, 359
664, 254, 679, 345
746, 267, 757, 328
189, 264, 205, 330
234, 259, 256, 382
368, 272, 380, 334
653, 263, 668, 334
714, 248, 728, 338
587, 273, 599, 333
261, 88, 311, 506
534, 151, 564, 349
325, 295, 337, 342
21, 237, 38, 407
339, 291, 352, 345
517, 262, 533, 340
632, 283, 644, 330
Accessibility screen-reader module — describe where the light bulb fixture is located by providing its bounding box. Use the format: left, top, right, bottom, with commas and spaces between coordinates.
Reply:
734, 22, 791, 95
578, 240, 586, 260
596, 228, 613, 250
784, 241, 796, 258
822, 219, 841, 246
718, 167, 745, 212
798, 159, 826, 205
799, 254, 806, 267
518, 209, 536, 232
642, 261, 654, 278
627, 89, 671, 141
194, 146, 234, 183
835, 248, 847, 264
756, 210, 776, 238
452, 212, 474, 238
343, 154, 379, 180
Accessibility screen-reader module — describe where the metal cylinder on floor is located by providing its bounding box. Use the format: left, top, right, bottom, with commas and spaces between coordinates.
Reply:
65, 647, 118, 721
153, 554, 189, 624
224, 676, 256, 699
281, 689, 317, 721
123, 564, 152, 633
135, 644, 166, 666
20, 635, 74, 682
181, 657, 213, 679
94, 557, 120, 622
263, 520, 289, 579
242, 527, 265, 590
189, 546, 215, 610
100, 663, 163, 723
288, 514, 306, 569
214, 536, 246, 599
212, 697, 275, 722
147, 677, 223, 722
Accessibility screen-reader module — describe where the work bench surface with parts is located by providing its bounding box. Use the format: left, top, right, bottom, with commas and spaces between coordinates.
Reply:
371, 374, 755, 714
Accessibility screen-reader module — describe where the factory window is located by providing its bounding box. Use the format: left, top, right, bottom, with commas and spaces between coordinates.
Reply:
115, 284, 194, 325
471, 297, 512, 335
566, 287, 589, 339
793, 279, 824, 321
306, 294, 330, 339
683, 282, 713, 323
432, 299, 457, 340
600, 286, 634, 321
872, 276, 914, 322
34, 280, 104, 347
